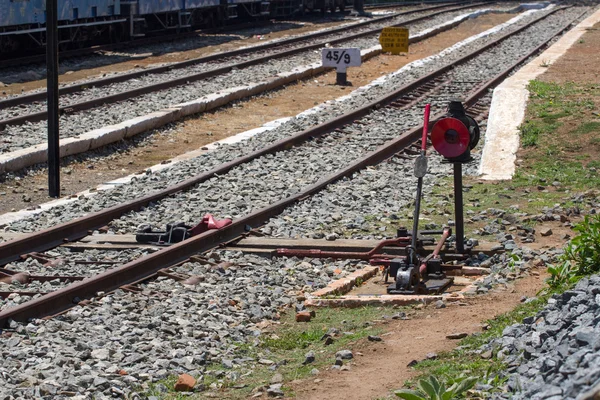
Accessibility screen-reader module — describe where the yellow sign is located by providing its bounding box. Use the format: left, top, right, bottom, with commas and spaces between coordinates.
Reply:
379, 27, 409, 55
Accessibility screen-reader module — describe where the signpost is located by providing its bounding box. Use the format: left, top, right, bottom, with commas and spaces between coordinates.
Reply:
321, 47, 361, 85
379, 27, 409, 55
47, 0, 60, 198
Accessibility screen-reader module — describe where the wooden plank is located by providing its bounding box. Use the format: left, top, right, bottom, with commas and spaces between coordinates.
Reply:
61, 242, 161, 251
78, 234, 138, 244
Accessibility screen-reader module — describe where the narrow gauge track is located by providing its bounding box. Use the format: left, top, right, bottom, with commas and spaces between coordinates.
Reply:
0, 1, 461, 70
0, 5, 586, 328
0, 2, 487, 132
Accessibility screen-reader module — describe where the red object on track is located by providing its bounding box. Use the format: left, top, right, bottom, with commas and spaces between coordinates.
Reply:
189, 214, 232, 236
431, 117, 470, 158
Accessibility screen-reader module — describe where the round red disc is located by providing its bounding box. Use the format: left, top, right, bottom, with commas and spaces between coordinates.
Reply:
431, 117, 470, 158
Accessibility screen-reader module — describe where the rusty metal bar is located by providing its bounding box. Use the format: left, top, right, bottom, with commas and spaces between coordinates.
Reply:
276, 236, 412, 259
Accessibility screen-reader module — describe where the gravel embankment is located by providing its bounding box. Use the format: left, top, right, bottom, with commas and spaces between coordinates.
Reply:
484, 273, 600, 400
0, 4, 524, 153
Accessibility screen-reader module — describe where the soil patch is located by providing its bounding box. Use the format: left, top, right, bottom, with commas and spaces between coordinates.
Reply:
291, 271, 547, 400
538, 24, 600, 84
0, 12, 515, 215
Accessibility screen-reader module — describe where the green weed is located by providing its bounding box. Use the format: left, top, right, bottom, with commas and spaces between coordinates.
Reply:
574, 121, 600, 135
546, 214, 600, 290
395, 375, 477, 400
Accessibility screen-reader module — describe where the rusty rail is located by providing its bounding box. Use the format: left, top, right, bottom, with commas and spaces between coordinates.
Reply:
0, 6, 582, 328
0, 2, 487, 130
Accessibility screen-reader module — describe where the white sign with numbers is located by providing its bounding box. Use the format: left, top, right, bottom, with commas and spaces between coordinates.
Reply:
321, 48, 362, 72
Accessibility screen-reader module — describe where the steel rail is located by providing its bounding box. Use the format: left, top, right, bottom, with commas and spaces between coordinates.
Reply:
0, 4, 571, 269
0, 16, 366, 70
0, 2, 485, 130
0, 6, 584, 328
365, 0, 462, 9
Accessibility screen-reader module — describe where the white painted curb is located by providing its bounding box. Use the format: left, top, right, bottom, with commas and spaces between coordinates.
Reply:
479, 7, 600, 180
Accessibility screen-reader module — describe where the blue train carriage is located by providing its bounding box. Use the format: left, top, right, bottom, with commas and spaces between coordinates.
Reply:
268, 0, 345, 18
302, 0, 345, 13
228, 0, 270, 19
128, 0, 268, 35
0, 0, 123, 52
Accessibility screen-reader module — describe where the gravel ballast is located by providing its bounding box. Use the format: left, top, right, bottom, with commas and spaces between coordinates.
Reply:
484, 275, 600, 400
0, 253, 366, 398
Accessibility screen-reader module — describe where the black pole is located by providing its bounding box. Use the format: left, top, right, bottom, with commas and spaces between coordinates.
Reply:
353, 0, 364, 14
453, 162, 464, 253
410, 174, 423, 265
47, 0, 60, 198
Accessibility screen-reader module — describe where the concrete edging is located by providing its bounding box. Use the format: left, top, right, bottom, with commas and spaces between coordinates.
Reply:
304, 265, 488, 308
478, 7, 600, 180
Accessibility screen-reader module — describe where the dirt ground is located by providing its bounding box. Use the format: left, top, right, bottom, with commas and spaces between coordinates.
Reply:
0, 12, 514, 214
291, 272, 547, 400
539, 26, 600, 84
519, 24, 600, 168
286, 20, 600, 400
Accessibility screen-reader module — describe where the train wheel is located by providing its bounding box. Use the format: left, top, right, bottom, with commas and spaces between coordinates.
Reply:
0, 37, 20, 53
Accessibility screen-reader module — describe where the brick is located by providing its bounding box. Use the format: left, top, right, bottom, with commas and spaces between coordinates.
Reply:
174, 374, 196, 392
296, 311, 312, 322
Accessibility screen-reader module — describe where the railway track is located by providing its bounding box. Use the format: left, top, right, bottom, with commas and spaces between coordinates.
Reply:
0, 2, 483, 133
0, 1, 464, 70
0, 4, 588, 328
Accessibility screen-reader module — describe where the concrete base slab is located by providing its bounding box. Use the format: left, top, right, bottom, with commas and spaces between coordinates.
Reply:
479, 7, 600, 180
304, 265, 487, 308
